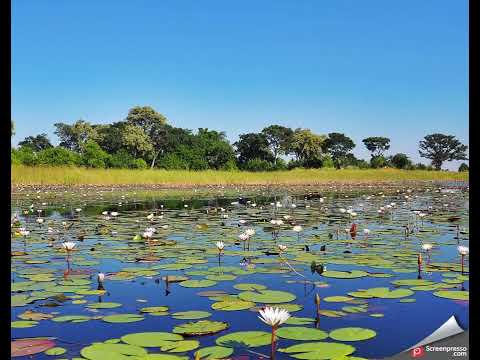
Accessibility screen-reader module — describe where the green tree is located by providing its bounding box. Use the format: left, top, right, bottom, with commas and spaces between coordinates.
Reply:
80, 140, 110, 168
126, 106, 167, 137
195, 128, 236, 169
390, 153, 411, 169
362, 137, 390, 158
54, 120, 97, 152
419, 134, 468, 170
12, 146, 38, 166
92, 122, 125, 154
261, 125, 294, 165
18, 134, 53, 152
234, 133, 273, 166
290, 129, 326, 167
324, 133, 356, 169
150, 125, 194, 168
458, 163, 469, 172
120, 124, 153, 158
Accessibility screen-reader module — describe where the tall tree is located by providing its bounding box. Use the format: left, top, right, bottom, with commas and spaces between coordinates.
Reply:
362, 137, 390, 158
125, 106, 167, 137
120, 124, 153, 158
418, 134, 468, 170
234, 133, 273, 165
18, 134, 53, 152
324, 133, 356, 169
54, 120, 97, 152
290, 129, 326, 166
390, 153, 411, 169
195, 128, 236, 169
261, 125, 294, 165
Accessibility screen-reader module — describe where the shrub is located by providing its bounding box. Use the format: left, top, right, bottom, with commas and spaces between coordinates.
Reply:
132, 158, 148, 169
242, 158, 274, 172
390, 153, 411, 169
37, 147, 81, 166
370, 155, 387, 169
12, 146, 38, 166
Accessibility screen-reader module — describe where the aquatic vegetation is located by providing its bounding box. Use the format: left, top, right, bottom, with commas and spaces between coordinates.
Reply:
10, 186, 469, 359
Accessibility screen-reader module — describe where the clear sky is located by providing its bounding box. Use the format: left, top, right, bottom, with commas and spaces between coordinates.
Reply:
12, 0, 469, 169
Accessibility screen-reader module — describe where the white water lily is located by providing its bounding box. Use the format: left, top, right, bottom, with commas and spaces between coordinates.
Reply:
111, 212, 119, 217
457, 246, 469, 256
292, 225, 303, 232
339, 208, 346, 213
422, 243, 433, 251
239, 220, 246, 225
283, 215, 291, 220
216, 241, 225, 251
291, 204, 296, 208
258, 306, 290, 328
363, 229, 371, 235
161, 225, 169, 229
62, 242, 76, 251
19, 230, 30, 237
245, 228, 255, 237
147, 213, 154, 220
319, 198, 324, 203
350, 212, 357, 217
36, 218, 44, 224
75, 208, 82, 212
277, 244, 287, 252
143, 231, 153, 239
97, 273, 105, 283
102, 211, 108, 215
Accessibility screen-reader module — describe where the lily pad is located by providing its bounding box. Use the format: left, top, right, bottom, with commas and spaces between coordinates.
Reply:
80, 343, 147, 360
276, 327, 329, 341
215, 331, 271, 348
278, 341, 356, 359
323, 296, 353, 303
12, 339, 56, 357
173, 320, 229, 336
194, 346, 234, 360
212, 300, 255, 311
171, 311, 211, 320
433, 291, 469, 301
160, 340, 200, 353
87, 302, 122, 309
329, 327, 377, 341
121, 332, 183, 347
45, 347, 67, 355
179, 280, 217, 288
238, 290, 296, 303
102, 314, 145, 323
233, 283, 267, 291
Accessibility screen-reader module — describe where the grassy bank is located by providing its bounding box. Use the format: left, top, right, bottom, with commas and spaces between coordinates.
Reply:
11, 165, 469, 186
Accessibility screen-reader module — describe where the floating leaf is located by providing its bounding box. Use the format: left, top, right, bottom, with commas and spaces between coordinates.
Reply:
323, 296, 353, 303
278, 341, 356, 359
216, 331, 271, 348
171, 311, 211, 320
11, 320, 38, 328
160, 340, 200, 353
179, 280, 217, 288
87, 302, 122, 309
45, 347, 67, 355
238, 290, 296, 303
102, 314, 144, 323
173, 320, 229, 336
12, 339, 56, 357
194, 346, 233, 360
233, 283, 267, 291
212, 300, 255, 311
433, 291, 469, 301
329, 327, 377, 341
80, 343, 147, 360
121, 332, 183, 347
276, 327, 328, 341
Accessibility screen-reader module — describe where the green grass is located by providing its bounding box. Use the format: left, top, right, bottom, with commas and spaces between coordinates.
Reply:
11, 165, 468, 187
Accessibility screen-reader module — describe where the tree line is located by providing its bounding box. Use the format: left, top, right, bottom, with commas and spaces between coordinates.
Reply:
11, 106, 469, 171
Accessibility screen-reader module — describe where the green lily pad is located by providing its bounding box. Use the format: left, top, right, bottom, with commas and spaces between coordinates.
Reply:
433, 291, 469, 301
276, 327, 328, 341
285, 317, 316, 325
215, 331, 271, 348
233, 283, 267, 291
391, 279, 435, 286
140, 306, 169, 313
52, 315, 92, 323
80, 343, 147, 360
160, 340, 200, 353
179, 280, 217, 288
45, 347, 67, 355
278, 341, 356, 359
194, 346, 234, 360
121, 332, 183, 347
12, 320, 38, 328
211, 300, 255, 311
171, 311, 211, 320
238, 290, 296, 303
102, 314, 145, 323
323, 296, 353, 302
87, 302, 122, 309
329, 327, 377, 341
173, 320, 229, 336
348, 287, 414, 299
321, 270, 368, 279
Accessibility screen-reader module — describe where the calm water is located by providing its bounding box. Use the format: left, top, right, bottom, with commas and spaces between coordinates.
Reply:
11, 187, 469, 359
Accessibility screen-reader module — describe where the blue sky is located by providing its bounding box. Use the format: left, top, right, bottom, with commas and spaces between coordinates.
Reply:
12, 0, 468, 169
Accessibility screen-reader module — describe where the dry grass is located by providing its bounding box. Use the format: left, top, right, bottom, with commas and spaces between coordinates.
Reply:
11, 165, 469, 186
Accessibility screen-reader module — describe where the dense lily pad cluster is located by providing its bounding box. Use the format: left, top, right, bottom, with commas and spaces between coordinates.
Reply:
11, 185, 469, 358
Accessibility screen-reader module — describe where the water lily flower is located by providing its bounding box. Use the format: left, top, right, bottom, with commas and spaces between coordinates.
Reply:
143, 231, 154, 239
283, 215, 291, 220
422, 243, 433, 251
277, 244, 287, 252
19, 230, 30, 237
319, 198, 324, 203
161, 225, 169, 229
111, 212, 119, 217
350, 212, 357, 217
62, 242, 76, 252
216, 241, 225, 252
102, 211, 108, 215
363, 229, 371, 235
147, 213, 154, 221
184, 204, 188, 208
457, 246, 469, 256
238, 233, 249, 241
245, 228, 255, 237
291, 204, 296, 208
258, 306, 291, 358
75, 208, 82, 212
292, 225, 303, 232
239, 220, 246, 225
36, 218, 44, 224
97, 273, 105, 283
339, 208, 346, 213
